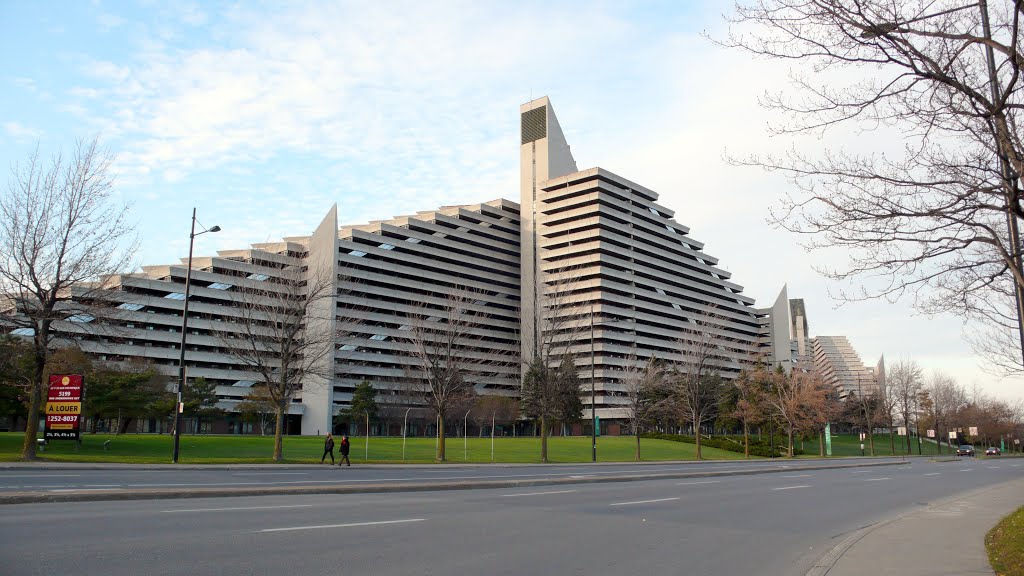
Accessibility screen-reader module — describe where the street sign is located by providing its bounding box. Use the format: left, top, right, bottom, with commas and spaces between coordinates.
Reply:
859, 432, 865, 441
44, 374, 83, 441
969, 426, 978, 436
1015, 439, 1021, 445
948, 431, 957, 440
825, 423, 832, 457
927, 429, 935, 438
897, 426, 907, 436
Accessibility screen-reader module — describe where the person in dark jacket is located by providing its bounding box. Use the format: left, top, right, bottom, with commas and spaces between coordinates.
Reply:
338, 434, 351, 466
321, 433, 335, 464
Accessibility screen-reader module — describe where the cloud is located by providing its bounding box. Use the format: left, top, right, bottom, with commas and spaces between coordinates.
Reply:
3, 121, 42, 140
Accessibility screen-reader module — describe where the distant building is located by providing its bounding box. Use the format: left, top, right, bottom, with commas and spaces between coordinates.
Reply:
757, 285, 812, 373
811, 336, 883, 399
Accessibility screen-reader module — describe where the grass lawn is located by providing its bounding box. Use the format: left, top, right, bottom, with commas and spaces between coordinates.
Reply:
0, 432, 751, 464
987, 506, 1024, 576
793, 433, 946, 457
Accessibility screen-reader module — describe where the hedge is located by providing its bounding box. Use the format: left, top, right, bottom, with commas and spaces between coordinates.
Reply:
641, 432, 804, 457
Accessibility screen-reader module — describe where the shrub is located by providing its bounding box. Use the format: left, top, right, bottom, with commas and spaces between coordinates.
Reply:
641, 432, 803, 457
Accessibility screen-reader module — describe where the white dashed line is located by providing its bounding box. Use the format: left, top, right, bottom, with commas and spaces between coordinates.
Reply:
164, 504, 314, 513
501, 490, 577, 497
781, 474, 812, 479
676, 480, 721, 486
610, 497, 680, 506
923, 473, 941, 476
960, 468, 974, 472
258, 518, 426, 533
772, 485, 810, 491
864, 478, 891, 482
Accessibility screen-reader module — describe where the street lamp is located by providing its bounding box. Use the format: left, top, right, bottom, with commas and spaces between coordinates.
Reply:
861, 2, 1024, 366
172, 208, 220, 463
589, 303, 635, 462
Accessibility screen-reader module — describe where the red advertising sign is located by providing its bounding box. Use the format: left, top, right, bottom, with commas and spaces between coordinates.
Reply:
45, 374, 83, 440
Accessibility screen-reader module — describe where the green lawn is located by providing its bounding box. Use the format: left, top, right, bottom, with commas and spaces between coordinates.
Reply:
807, 433, 945, 457
0, 432, 751, 464
987, 506, 1024, 576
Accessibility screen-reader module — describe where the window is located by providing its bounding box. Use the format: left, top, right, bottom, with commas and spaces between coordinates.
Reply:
349, 250, 367, 257
405, 237, 422, 244
340, 344, 358, 351
10, 327, 34, 336
246, 273, 270, 281
117, 303, 144, 311
67, 313, 95, 323
369, 334, 388, 341
164, 293, 186, 300
208, 282, 233, 290
379, 244, 395, 251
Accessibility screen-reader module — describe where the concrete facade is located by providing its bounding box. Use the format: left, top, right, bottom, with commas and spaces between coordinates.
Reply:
11, 96, 789, 433
812, 335, 883, 399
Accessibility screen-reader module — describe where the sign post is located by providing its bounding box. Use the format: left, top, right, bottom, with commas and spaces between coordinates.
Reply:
825, 423, 832, 457
44, 374, 83, 441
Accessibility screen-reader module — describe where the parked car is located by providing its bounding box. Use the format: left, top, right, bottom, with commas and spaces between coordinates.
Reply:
956, 444, 975, 456
985, 447, 1000, 456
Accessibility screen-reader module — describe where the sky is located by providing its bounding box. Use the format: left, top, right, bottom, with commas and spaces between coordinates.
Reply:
2, 1, 1022, 404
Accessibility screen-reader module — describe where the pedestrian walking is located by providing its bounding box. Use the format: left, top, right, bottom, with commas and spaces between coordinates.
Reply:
321, 433, 335, 464
338, 434, 351, 466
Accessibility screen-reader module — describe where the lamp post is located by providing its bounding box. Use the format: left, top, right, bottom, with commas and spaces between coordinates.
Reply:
402, 407, 412, 461
172, 208, 220, 464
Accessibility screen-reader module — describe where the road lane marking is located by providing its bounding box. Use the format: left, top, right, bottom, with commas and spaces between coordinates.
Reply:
987, 467, 1001, 470
864, 478, 891, 482
781, 474, 812, 478
231, 473, 310, 476
851, 470, 871, 474
676, 480, 721, 486
84, 484, 123, 487
164, 504, 314, 513
501, 490, 577, 497
772, 485, 810, 491
923, 473, 941, 476
610, 497, 680, 506
258, 518, 425, 533
0, 474, 81, 478
960, 468, 974, 472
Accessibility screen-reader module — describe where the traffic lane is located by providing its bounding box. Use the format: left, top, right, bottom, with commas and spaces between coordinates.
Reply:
0, 462, 1018, 576
0, 457, 915, 492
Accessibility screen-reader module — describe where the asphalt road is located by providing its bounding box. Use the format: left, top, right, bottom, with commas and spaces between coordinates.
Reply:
0, 457, 913, 493
1, 458, 1021, 576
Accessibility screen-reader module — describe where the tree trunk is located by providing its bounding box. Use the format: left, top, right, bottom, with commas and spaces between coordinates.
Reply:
743, 422, 749, 459
635, 430, 641, 462
437, 414, 447, 462
787, 429, 794, 457
868, 430, 875, 456
694, 414, 702, 460
819, 430, 824, 457
906, 424, 913, 454
540, 415, 548, 463
21, 354, 45, 460
889, 429, 895, 455
273, 400, 285, 462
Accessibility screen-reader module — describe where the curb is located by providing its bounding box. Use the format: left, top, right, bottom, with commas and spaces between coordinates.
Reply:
0, 460, 909, 505
803, 476, 1021, 576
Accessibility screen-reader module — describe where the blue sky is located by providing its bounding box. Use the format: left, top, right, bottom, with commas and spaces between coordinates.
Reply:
3, 1, 1022, 402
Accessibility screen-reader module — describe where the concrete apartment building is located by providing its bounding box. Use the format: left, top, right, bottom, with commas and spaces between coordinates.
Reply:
757, 285, 812, 373
11, 96, 791, 435
812, 335, 884, 399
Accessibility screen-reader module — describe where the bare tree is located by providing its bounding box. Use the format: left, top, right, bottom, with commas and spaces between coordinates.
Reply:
236, 385, 275, 436
928, 371, 967, 453
666, 311, 730, 460
620, 353, 667, 461
401, 288, 502, 462
720, 1, 1024, 371
0, 138, 136, 459
889, 359, 925, 453
520, 265, 589, 463
731, 365, 769, 459
225, 268, 336, 461
765, 364, 829, 457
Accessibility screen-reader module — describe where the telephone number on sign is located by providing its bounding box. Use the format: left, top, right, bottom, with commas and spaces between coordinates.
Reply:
47, 415, 79, 423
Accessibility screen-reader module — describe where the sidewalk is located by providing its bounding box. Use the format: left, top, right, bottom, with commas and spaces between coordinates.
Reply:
809, 476, 1024, 576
